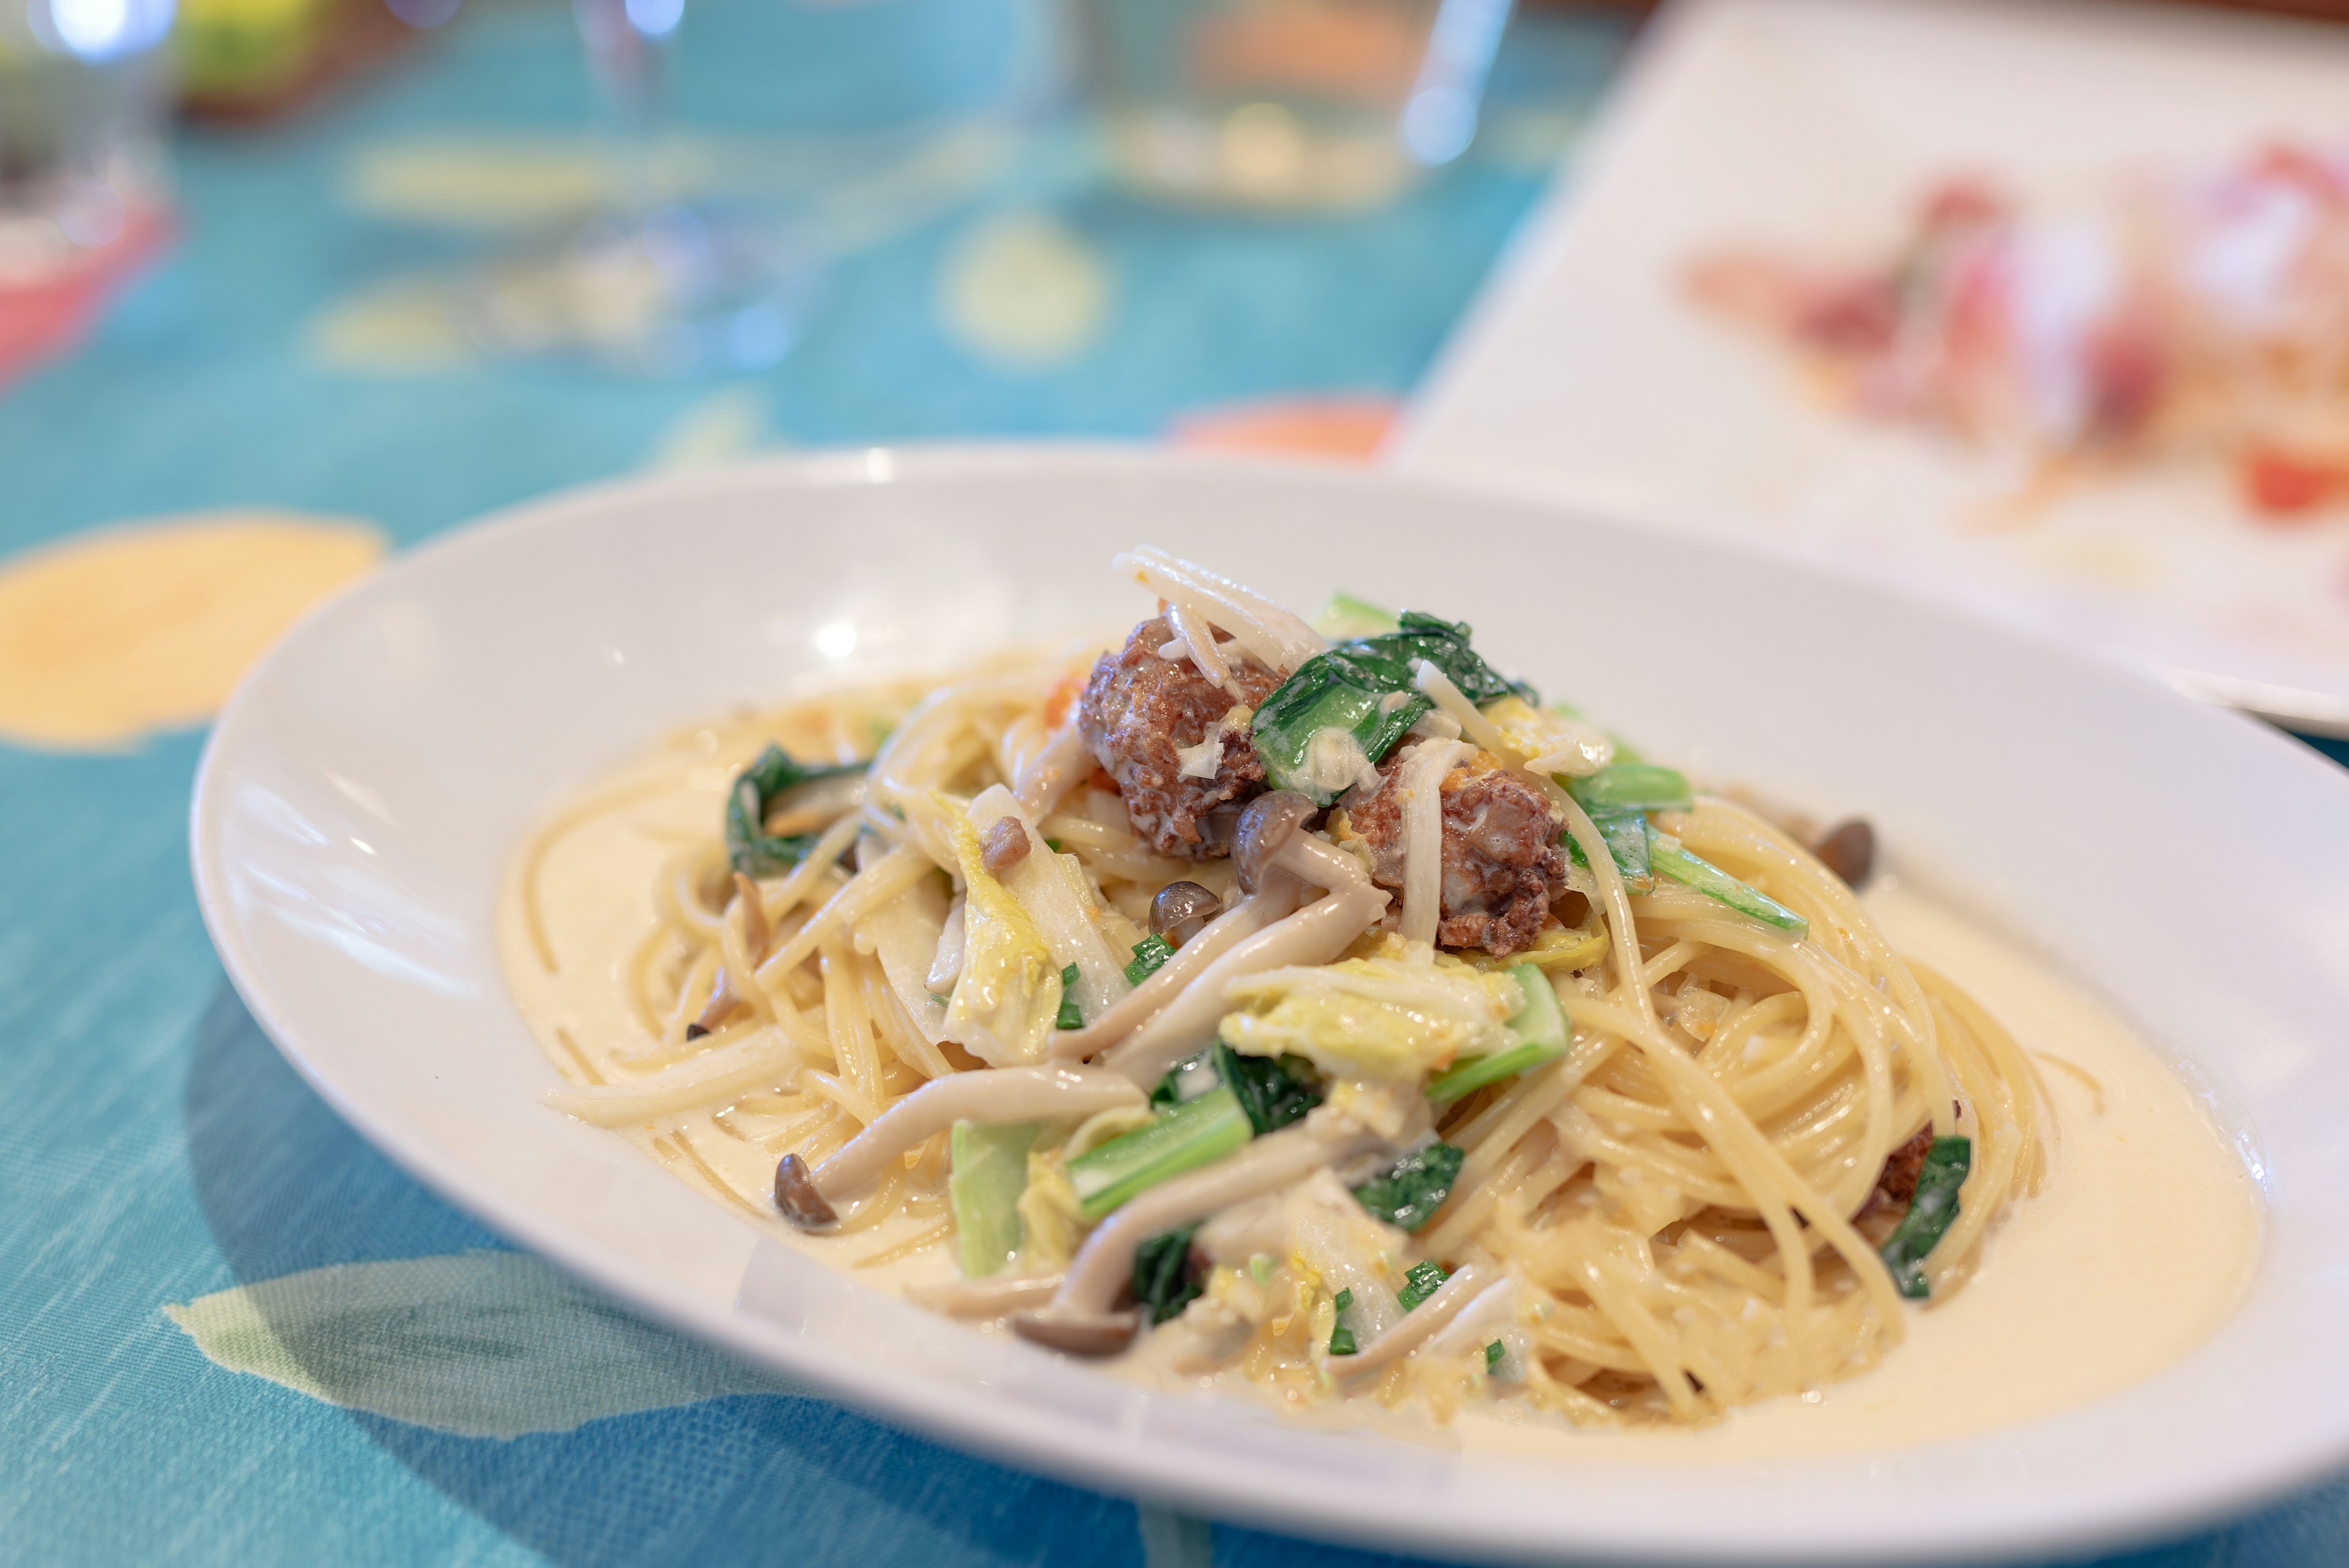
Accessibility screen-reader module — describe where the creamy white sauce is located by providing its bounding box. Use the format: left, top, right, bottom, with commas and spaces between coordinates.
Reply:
502, 756, 2262, 1459
1422, 882, 2262, 1462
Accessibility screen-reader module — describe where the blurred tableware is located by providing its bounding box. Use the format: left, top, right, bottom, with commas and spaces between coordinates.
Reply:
0, 0, 173, 380
1399, 0, 2349, 734
1081, 0, 1512, 209
456, 0, 818, 376
176, 0, 425, 123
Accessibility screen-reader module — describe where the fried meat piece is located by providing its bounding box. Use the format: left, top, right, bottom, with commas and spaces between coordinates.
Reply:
1345, 749, 1569, 957
1078, 617, 1278, 859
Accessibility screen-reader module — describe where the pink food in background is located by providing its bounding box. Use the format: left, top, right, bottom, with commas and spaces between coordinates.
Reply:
1688, 143, 2349, 519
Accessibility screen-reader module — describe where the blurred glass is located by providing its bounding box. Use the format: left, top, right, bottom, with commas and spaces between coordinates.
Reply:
458, 0, 820, 376
0, 0, 174, 275
1081, 0, 1512, 210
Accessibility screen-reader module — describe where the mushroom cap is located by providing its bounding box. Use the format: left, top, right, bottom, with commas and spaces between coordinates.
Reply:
773, 1152, 839, 1228
1151, 880, 1222, 946
1234, 790, 1315, 894
1010, 1309, 1142, 1357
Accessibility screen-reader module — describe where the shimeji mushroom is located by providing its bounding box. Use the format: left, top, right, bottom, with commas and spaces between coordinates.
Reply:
1009, 1105, 1393, 1355
771, 1065, 1145, 1227
1100, 791, 1392, 1087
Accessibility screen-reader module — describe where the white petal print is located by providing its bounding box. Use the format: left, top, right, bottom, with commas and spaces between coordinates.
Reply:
165, 1251, 801, 1438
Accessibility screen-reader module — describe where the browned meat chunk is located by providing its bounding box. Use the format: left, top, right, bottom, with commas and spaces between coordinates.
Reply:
1078, 617, 1280, 859
1345, 749, 1568, 957
1872, 1127, 1934, 1211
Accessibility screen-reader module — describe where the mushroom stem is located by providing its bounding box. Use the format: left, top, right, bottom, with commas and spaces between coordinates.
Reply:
733, 872, 771, 962
1099, 828, 1388, 1088
1036, 1111, 1388, 1325
805, 1066, 1144, 1203
1332, 1261, 1495, 1377
905, 1271, 1066, 1318
1272, 830, 1372, 893
1014, 717, 1088, 820
1048, 877, 1302, 1060
1416, 1277, 1526, 1362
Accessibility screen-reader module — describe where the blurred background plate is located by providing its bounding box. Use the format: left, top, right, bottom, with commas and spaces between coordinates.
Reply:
1397, 0, 2349, 734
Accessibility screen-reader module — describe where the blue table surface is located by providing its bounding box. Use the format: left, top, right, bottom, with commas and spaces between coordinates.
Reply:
5, 2, 2347, 1563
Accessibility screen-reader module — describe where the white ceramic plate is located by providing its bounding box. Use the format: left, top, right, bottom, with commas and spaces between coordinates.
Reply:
194, 447, 2349, 1566
1398, 0, 2349, 734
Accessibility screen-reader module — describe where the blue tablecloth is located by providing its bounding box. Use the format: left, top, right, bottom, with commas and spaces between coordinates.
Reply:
4, 1, 2344, 1562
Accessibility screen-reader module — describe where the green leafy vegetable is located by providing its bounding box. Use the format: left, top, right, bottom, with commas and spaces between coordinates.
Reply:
1427, 1042, 1553, 1105
1044, 837, 1065, 853
1426, 963, 1570, 1105
1066, 1085, 1252, 1222
1313, 592, 1402, 640
1148, 1042, 1321, 1128
1484, 1340, 1505, 1372
1563, 808, 1653, 888
1880, 1135, 1972, 1299
1329, 1288, 1359, 1356
1397, 1259, 1449, 1311
1124, 934, 1174, 986
725, 745, 866, 875
1647, 827, 1809, 937
1568, 763, 1693, 815
1214, 1041, 1323, 1135
1250, 612, 1534, 804
1054, 964, 1083, 1031
1148, 1047, 1220, 1110
1594, 809, 1652, 883
948, 1120, 1037, 1279
1377, 612, 1537, 706
1352, 1142, 1465, 1233
1132, 1224, 1204, 1325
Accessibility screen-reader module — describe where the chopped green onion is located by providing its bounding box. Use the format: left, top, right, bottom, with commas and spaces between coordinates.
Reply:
1484, 1340, 1505, 1372
724, 745, 866, 875
1569, 763, 1693, 815
1124, 934, 1174, 986
1132, 1224, 1204, 1325
1215, 1041, 1322, 1135
1647, 827, 1809, 937
1880, 1136, 1972, 1299
1329, 1288, 1359, 1356
948, 1120, 1037, 1279
929, 994, 949, 1009
1251, 611, 1534, 804
1066, 1085, 1252, 1221
1353, 1142, 1464, 1233
1427, 963, 1570, 1104
1044, 837, 1065, 853
1053, 964, 1083, 1030
1397, 1260, 1449, 1311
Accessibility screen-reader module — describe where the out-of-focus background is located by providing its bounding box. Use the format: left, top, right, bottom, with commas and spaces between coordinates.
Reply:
7, 1, 2349, 1564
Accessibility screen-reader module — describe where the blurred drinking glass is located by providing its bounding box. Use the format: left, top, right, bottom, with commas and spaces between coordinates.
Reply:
460, 0, 818, 375
0, 0, 174, 290
1082, 0, 1512, 210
